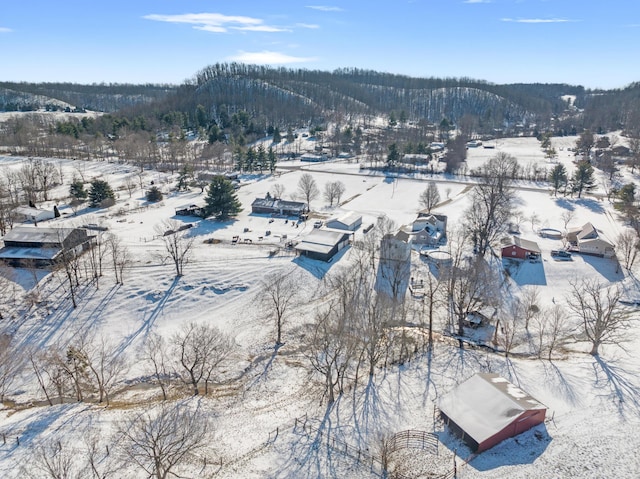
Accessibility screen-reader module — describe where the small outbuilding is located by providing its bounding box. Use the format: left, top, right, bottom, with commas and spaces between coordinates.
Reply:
501, 236, 541, 261
325, 212, 363, 231
14, 206, 56, 223
295, 229, 351, 262
439, 373, 547, 452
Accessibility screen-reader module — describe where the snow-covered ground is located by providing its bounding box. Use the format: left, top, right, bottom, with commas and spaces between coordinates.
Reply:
1, 140, 640, 478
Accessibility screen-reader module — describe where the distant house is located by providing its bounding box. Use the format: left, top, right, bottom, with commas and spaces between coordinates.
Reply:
402, 154, 431, 165
175, 204, 204, 217
14, 206, 56, 223
0, 226, 95, 267
501, 236, 541, 261
251, 195, 308, 217
325, 212, 363, 232
566, 223, 615, 258
411, 212, 447, 246
439, 373, 547, 452
380, 229, 412, 262
295, 229, 351, 262
300, 153, 328, 162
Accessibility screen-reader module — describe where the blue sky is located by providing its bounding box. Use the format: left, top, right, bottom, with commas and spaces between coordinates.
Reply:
1, 0, 639, 89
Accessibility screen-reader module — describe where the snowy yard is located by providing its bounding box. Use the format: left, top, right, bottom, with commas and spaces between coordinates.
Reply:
1, 142, 640, 478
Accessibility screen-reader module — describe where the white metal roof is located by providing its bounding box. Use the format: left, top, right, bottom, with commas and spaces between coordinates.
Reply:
438, 373, 546, 445
295, 229, 348, 255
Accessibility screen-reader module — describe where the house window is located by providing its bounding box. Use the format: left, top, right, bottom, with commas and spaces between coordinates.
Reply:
512, 251, 516, 256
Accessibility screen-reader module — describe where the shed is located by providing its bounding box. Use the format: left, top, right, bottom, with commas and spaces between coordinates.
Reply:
501, 236, 541, 260
295, 229, 350, 262
439, 373, 547, 452
14, 206, 56, 223
325, 212, 363, 231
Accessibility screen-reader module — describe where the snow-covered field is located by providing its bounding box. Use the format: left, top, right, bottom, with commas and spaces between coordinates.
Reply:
1, 139, 640, 478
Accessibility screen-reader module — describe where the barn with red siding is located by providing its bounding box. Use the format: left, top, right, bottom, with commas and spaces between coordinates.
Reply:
501, 236, 541, 261
438, 373, 547, 452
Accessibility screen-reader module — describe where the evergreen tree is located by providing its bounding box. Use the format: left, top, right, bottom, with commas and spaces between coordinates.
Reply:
273, 127, 281, 144
146, 186, 163, 202
549, 163, 568, 196
286, 127, 295, 143
245, 147, 257, 172
257, 145, 267, 173
89, 179, 116, 208
69, 177, 88, 200
571, 161, 596, 198
233, 146, 245, 171
176, 165, 192, 191
387, 143, 400, 166
267, 146, 277, 173
203, 176, 242, 220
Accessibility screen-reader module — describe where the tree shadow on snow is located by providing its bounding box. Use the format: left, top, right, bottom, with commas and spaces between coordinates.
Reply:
503, 259, 547, 286
574, 197, 605, 214
578, 254, 624, 283
554, 197, 575, 211
115, 276, 180, 355
292, 247, 349, 280
592, 355, 640, 417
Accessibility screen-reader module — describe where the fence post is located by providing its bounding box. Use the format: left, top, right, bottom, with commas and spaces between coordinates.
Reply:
2, 433, 5, 445
16, 436, 19, 446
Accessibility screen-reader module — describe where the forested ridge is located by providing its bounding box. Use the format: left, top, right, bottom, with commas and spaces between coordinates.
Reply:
1, 64, 639, 135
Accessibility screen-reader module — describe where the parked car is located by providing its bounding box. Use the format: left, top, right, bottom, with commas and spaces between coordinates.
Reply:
551, 250, 572, 260
313, 221, 323, 228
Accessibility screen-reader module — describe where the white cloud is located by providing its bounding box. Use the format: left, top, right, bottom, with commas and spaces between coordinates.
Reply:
0, 27, 12, 33
296, 23, 320, 29
501, 17, 576, 23
144, 12, 286, 33
228, 50, 316, 65
306, 5, 344, 12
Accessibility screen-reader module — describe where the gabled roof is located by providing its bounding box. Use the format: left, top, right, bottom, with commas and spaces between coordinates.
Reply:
511, 236, 541, 253
295, 229, 349, 254
439, 373, 546, 445
3, 227, 75, 244
576, 222, 597, 240
326, 211, 362, 227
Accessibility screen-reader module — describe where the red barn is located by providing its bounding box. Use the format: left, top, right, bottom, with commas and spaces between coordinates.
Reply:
501, 236, 541, 261
439, 373, 547, 452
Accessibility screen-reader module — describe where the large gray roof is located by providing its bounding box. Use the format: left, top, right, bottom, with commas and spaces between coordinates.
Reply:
3, 227, 75, 244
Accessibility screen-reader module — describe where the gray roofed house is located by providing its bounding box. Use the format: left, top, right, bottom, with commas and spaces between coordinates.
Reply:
439, 373, 547, 452
251, 195, 308, 217
0, 226, 95, 267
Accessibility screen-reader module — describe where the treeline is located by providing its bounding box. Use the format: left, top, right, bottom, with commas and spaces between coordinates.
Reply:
0, 81, 176, 112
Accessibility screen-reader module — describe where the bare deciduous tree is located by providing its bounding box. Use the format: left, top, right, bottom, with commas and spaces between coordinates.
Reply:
260, 270, 298, 346
616, 229, 640, 270
323, 180, 346, 207
142, 332, 171, 400
155, 220, 195, 277
0, 333, 21, 402
296, 173, 319, 210
171, 322, 234, 395
464, 153, 518, 255
118, 402, 216, 479
567, 278, 631, 356
561, 210, 576, 231
418, 181, 440, 213
106, 233, 131, 284
271, 183, 285, 199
